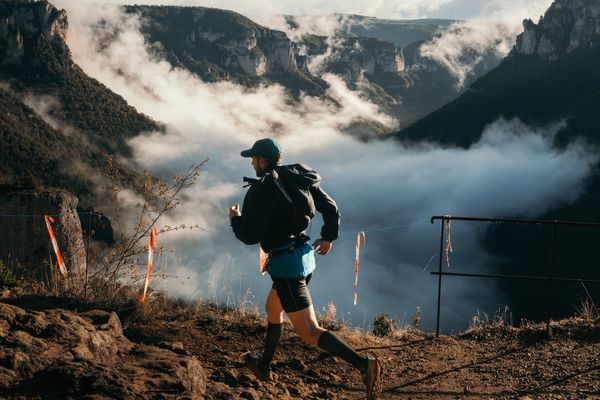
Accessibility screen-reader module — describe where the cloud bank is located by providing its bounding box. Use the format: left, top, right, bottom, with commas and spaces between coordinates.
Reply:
418, 0, 552, 87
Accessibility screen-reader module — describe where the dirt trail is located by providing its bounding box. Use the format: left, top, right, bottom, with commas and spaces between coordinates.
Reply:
137, 310, 600, 400
2, 293, 599, 399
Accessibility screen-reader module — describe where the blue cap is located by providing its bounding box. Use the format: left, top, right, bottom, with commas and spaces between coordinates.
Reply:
240, 138, 283, 160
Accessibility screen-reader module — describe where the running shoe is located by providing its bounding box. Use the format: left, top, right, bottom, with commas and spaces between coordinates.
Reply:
243, 352, 273, 381
363, 355, 382, 400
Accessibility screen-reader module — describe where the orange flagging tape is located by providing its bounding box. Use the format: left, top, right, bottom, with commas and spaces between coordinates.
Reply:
140, 226, 158, 303
259, 247, 268, 275
354, 231, 366, 305
44, 216, 68, 276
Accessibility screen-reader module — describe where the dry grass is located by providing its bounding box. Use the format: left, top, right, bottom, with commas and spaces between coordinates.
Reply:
576, 284, 599, 322
468, 305, 514, 331
317, 302, 344, 331
576, 296, 600, 321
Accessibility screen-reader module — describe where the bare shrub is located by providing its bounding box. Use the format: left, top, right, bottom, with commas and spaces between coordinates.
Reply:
65, 159, 209, 317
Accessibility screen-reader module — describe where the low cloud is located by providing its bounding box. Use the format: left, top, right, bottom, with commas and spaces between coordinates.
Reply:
418, 0, 552, 87
418, 20, 517, 88
253, 15, 350, 43
54, 1, 597, 332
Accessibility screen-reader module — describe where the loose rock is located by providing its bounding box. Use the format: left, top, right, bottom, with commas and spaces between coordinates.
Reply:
0, 302, 206, 398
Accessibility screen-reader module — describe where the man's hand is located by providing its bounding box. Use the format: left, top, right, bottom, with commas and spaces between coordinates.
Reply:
229, 204, 241, 220
312, 239, 332, 255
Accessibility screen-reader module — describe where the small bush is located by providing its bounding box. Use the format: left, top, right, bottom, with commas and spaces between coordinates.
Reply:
0, 260, 19, 287
372, 313, 396, 337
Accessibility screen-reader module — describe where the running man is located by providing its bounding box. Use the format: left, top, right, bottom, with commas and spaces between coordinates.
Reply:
229, 138, 382, 399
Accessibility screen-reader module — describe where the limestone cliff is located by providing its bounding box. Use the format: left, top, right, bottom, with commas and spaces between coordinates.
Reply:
329, 37, 405, 79
513, 0, 600, 61
218, 24, 302, 76
0, 1, 70, 68
125, 5, 325, 95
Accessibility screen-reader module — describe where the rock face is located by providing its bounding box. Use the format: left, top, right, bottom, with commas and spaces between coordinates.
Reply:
0, 302, 206, 398
513, 0, 600, 60
323, 37, 405, 80
219, 26, 302, 77
0, 1, 70, 67
0, 188, 86, 280
115, 5, 328, 96
126, 6, 312, 81
301, 35, 408, 97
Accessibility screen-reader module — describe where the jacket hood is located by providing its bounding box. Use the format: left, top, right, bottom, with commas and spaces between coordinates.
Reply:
274, 163, 321, 189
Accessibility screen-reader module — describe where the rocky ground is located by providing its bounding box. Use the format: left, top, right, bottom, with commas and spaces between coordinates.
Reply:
1, 290, 600, 399
0, 295, 206, 399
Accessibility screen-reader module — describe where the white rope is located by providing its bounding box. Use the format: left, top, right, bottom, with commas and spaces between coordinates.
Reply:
444, 216, 453, 268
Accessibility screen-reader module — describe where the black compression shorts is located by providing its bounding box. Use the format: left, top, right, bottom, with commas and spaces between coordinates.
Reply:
271, 273, 313, 313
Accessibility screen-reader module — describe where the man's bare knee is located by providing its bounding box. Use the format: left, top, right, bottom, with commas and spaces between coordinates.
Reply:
297, 326, 325, 346
287, 306, 325, 346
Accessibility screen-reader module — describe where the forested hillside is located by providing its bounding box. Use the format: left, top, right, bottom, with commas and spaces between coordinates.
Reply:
0, 1, 160, 198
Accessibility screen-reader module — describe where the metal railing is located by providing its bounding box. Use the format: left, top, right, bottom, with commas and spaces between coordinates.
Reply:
430, 215, 600, 337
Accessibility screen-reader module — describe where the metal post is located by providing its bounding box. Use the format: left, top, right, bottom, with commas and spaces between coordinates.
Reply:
436, 218, 446, 337
546, 222, 557, 336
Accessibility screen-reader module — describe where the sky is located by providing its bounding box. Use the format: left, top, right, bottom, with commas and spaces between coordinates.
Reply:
45, 0, 592, 333
87, 0, 550, 20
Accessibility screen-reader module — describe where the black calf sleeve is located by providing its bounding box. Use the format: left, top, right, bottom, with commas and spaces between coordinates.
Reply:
261, 322, 283, 368
317, 330, 367, 371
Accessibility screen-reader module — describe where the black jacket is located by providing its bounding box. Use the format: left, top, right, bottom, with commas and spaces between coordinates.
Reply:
231, 164, 340, 252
